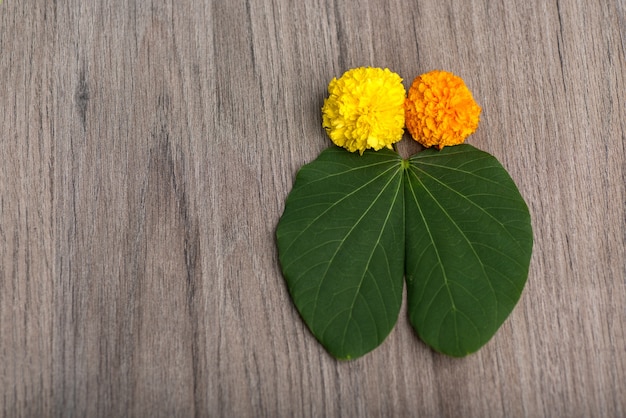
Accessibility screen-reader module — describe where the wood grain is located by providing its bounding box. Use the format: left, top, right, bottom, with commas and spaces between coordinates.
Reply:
1, 0, 625, 416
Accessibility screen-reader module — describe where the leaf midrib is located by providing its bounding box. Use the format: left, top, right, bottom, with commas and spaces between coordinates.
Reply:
338, 167, 403, 351
314, 165, 402, 334
407, 165, 497, 333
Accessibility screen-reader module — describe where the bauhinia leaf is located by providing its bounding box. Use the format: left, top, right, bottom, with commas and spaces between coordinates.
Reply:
404, 144, 533, 356
276, 147, 405, 360
277, 144, 533, 359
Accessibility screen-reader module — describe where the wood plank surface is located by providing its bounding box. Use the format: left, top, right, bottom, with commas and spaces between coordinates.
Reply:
1, 0, 625, 416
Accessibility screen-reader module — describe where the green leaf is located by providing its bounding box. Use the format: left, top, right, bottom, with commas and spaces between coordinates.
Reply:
277, 144, 533, 359
276, 147, 405, 359
404, 144, 533, 357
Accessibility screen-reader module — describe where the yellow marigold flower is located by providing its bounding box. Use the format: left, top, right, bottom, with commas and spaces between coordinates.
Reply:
405, 70, 481, 149
322, 67, 406, 154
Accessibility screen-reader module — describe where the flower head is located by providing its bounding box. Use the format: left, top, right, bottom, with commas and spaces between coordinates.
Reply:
322, 67, 406, 154
405, 70, 481, 149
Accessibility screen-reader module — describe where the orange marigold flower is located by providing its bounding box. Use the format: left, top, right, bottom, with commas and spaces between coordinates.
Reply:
405, 70, 481, 149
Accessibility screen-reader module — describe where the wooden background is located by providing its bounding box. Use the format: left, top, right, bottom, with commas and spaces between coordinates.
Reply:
1, 0, 625, 416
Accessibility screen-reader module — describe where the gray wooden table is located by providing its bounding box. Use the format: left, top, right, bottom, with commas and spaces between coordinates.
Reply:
1, 1, 625, 416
